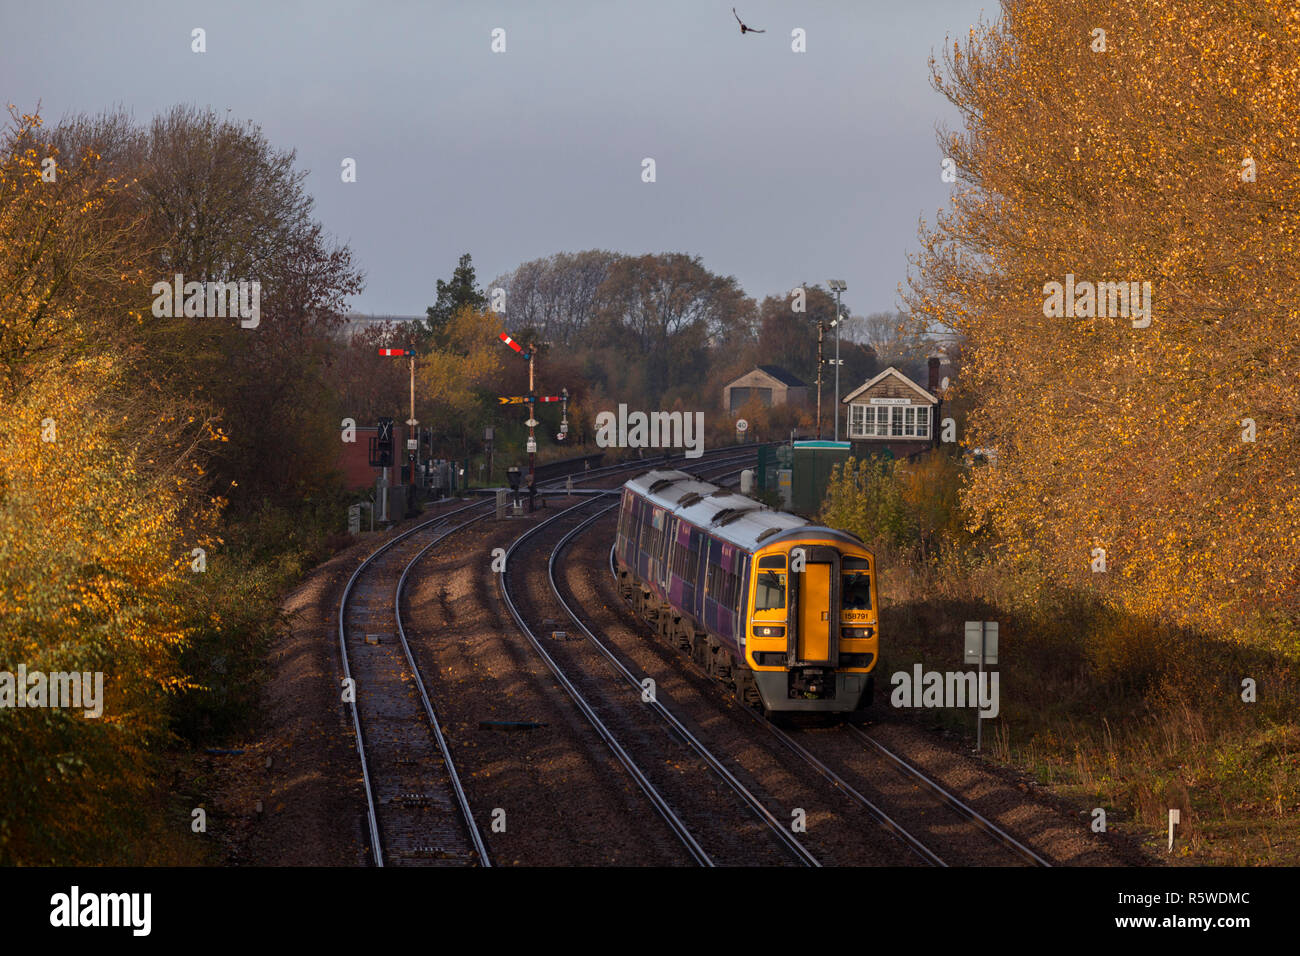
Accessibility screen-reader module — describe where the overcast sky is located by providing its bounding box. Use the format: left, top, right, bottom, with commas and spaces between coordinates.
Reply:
3, 0, 997, 318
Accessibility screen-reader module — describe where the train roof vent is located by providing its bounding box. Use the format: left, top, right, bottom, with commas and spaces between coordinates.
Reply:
755, 527, 782, 543
677, 492, 703, 507
648, 478, 677, 494
712, 506, 758, 527
707, 489, 733, 498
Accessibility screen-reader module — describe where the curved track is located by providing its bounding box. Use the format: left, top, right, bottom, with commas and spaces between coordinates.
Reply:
558, 504, 1057, 867
338, 502, 491, 866
500, 458, 829, 866
338, 447, 765, 866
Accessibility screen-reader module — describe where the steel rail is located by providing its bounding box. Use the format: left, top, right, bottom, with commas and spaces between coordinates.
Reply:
845, 724, 1052, 867
746, 713, 947, 866
394, 512, 495, 866
554, 494, 822, 866
337, 499, 485, 866
591, 459, 954, 867
336, 445, 757, 865
497, 496, 715, 866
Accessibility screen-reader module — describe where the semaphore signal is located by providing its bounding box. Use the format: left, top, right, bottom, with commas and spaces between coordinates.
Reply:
497, 333, 531, 360
496, 332, 569, 506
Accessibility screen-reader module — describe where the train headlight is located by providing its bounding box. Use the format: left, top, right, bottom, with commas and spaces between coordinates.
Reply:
753, 625, 786, 638
841, 626, 874, 639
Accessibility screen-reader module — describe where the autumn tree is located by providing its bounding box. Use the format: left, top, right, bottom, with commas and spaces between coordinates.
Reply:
751, 286, 833, 385
424, 253, 486, 347
906, 0, 1300, 628
51, 105, 363, 509
417, 306, 505, 453
329, 321, 416, 427
490, 250, 622, 345
0, 109, 223, 863
592, 253, 754, 406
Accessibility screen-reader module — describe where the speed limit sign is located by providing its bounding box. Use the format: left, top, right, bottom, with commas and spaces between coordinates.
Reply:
736, 419, 749, 433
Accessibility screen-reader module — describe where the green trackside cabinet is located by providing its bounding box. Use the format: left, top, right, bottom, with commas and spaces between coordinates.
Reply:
791, 440, 851, 515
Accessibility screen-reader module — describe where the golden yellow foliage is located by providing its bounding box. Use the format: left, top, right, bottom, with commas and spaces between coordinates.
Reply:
0, 109, 222, 863
907, 0, 1300, 630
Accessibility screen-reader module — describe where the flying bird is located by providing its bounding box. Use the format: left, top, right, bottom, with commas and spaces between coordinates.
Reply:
733, 8, 765, 34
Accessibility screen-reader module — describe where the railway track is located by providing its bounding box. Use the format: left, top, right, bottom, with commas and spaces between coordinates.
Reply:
339, 442, 1057, 867
338, 447, 762, 866
842, 723, 1051, 866
748, 712, 1050, 866
338, 501, 491, 866
556, 507, 1055, 867
498, 458, 827, 866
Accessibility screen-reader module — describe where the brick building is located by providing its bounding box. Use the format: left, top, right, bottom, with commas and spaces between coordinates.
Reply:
722, 365, 809, 413
335, 423, 417, 491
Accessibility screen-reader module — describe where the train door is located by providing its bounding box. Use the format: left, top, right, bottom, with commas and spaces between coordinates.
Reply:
660, 515, 676, 590
790, 546, 840, 666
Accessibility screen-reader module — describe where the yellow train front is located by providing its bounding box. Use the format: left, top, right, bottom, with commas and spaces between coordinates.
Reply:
615, 469, 879, 715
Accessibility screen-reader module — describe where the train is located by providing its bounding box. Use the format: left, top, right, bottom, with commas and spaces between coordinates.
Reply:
614, 469, 879, 716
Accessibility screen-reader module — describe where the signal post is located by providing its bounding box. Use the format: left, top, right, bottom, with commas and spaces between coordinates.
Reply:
379, 347, 419, 495
497, 332, 568, 513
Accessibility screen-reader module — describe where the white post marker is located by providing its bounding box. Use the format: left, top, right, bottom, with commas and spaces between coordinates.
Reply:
964, 621, 998, 751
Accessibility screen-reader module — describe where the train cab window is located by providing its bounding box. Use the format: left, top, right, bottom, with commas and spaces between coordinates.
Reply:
842, 557, 872, 611
755, 570, 787, 611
